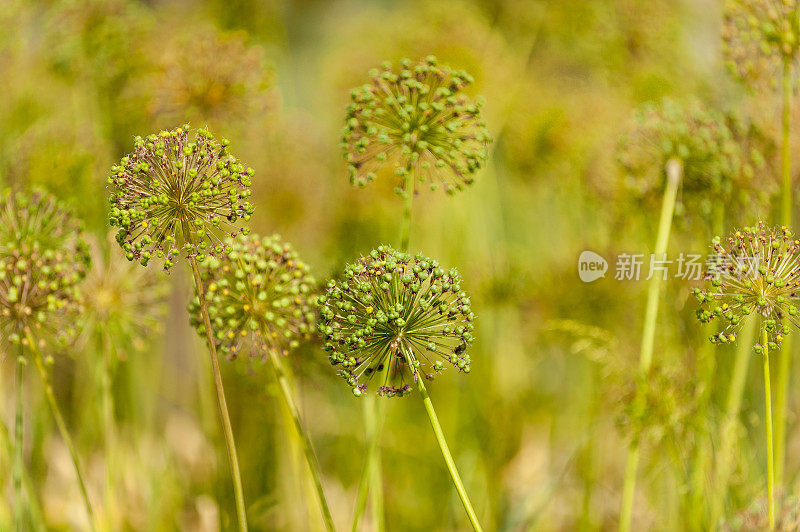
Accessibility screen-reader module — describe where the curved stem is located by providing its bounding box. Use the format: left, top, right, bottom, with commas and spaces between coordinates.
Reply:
401, 346, 483, 531
14, 345, 24, 532
763, 329, 775, 531
260, 338, 336, 532
185, 241, 248, 531
25, 332, 97, 532
776, 55, 793, 491
619, 159, 681, 532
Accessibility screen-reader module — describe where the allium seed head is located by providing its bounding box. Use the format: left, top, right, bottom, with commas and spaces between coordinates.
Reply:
0, 189, 90, 348
618, 99, 768, 221
108, 125, 254, 270
694, 222, 800, 350
723, 0, 800, 89
342, 56, 491, 196
318, 246, 475, 397
188, 234, 316, 360
79, 232, 168, 359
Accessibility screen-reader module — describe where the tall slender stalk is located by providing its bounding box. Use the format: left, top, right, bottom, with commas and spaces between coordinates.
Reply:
400, 345, 482, 531
763, 328, 775, 531
184, 218, 247, 532
99, 333, 116, 532
14, 346, 24, 532
711, 316, 756, 528
618, 159, 682, 532
399, 170, 414, 253
25, 332, 97, 532
259, 326, 336, 531
0, 417, 45, 530
352, 395, 385, 532
775, 56, 793, 489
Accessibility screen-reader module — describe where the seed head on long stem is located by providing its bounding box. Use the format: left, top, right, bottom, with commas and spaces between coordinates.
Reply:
318, 246, 475, 397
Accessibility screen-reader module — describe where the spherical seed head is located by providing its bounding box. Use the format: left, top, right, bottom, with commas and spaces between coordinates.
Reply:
188, 234, 316, 361
0, 189, 90, 348
723, 0, 800, 89
694, 221, 800, 349
342, 57, 491, 196
318, 246, 475, 397
79, 232, 168, 359
108, 125, 255, 270
618, 99, 767, 221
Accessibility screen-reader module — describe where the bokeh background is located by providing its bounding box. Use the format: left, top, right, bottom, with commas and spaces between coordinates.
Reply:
1, 0, 796, 530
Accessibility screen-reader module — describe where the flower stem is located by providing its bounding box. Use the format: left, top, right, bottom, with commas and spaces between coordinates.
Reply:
711, 316, 756, 529
399, 166, 414, 254
260, 332, 336, 531
402, 347, 483, 531
25, 332, 97, 532
186, 249, 248, 532
763, 328, 775, 531
775, 55, 793, 490
619, 158, 681, 532
14, 345, 24, 532
352, 395, 385, 531
100, 333, 116, 532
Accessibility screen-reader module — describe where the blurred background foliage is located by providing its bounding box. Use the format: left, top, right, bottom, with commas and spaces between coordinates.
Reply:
0, 0, 796, 530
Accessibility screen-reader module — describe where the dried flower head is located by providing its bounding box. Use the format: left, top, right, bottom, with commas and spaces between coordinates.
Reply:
318, 246, 475, 397
78, 232, 168, 359
342, 56, 491, 196
147, 27, 275, 127
723, 0, 800, 88
0, 189, 90, 348
188, 234, 316, 360
694, 222, 800, 350
108, 125, 254, 269
618, 99, 769, 221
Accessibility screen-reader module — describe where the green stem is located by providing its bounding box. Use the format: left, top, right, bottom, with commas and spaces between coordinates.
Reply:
186, 248, 248, 532
100, 333, 116, 532
26, 332, 97, 531
776, 55, 793, 491
0, 416, 45, 530
401, 346, 483, 531
352, 395, 385, 531
260, 331, 336, 531
618, 159, 681, 532
763, 329, 775, 531
14, 346, 24, 532
399, 166, 414, 254
711, 316, 756, 529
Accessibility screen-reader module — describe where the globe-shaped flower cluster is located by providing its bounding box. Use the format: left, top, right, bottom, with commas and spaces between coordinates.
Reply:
723, 0, 800, 88
342, 56, 491, 196
188, 234, 316, 360
0, 189, 90, 348
79, 232, 168, 359
108, 125, 254, 269
694, 221, 800, 351
618, 99, 768, 221
318, 246, 475, 397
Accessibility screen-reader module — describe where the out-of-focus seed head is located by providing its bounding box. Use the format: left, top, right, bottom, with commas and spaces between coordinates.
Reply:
147, 27, 275, 127
318, 246, 475, 397
694, 221, 800, 350
188, 234, 316, 361
723, 0, 800, 89
0, 189, 90, 349
618, 99, 769, 222
342, 56, 491, 196
107, 125, 254, 270
79, 231, 168, 359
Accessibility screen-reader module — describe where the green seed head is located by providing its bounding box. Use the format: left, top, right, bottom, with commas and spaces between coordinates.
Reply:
188, 234, 316, 360
108, 125, 255, 270
318, 246, 475, 397
695, 221, 800, 349
342, 56, 491, 196
723, 0, 800, 89
0, 189, 90, 349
